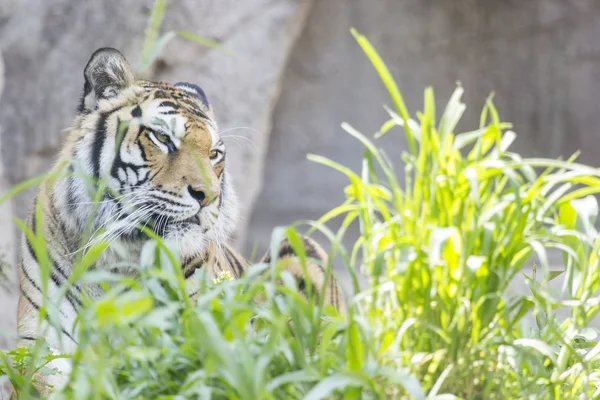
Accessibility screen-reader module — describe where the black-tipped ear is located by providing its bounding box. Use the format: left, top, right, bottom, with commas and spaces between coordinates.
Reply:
78, 48, 134, 113
174, 82, 210, 108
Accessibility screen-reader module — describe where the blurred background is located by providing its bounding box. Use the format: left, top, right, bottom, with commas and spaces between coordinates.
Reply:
0, 0, 599, 349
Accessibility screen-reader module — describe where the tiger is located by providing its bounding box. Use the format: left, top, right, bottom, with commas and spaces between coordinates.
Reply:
14, 47, 345, 396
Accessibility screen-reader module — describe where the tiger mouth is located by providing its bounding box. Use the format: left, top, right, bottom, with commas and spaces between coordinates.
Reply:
114, 213, 201, 243
114, 204, 216, 239
147, 212, 201, 232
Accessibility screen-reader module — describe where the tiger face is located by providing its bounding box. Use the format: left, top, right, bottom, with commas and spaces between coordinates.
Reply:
62, 48, 238, 260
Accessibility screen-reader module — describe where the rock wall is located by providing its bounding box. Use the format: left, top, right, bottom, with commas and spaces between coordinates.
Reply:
0, 48, 18, 350
0, 46, 16, 397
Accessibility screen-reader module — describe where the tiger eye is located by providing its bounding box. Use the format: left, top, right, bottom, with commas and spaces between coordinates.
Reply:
209, 150, 218, 159
155, 132, 169, 144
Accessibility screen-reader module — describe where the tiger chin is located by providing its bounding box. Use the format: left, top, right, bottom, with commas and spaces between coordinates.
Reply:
13, 47, 345, 397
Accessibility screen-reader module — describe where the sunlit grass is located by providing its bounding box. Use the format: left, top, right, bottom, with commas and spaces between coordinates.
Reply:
2, 29, 600, 399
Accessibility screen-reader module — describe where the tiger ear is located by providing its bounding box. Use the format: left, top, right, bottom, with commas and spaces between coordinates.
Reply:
79, 47, 134, 113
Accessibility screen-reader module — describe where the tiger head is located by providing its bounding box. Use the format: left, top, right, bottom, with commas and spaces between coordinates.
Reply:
62, 48, 238, 259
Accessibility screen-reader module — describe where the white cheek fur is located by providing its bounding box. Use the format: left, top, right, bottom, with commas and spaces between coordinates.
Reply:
162, 168, 239, 259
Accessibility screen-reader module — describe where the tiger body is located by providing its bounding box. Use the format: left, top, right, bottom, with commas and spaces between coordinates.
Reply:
16, 48, 343, 396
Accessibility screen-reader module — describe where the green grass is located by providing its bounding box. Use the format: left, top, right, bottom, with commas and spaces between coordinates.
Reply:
3, 28, 600, 399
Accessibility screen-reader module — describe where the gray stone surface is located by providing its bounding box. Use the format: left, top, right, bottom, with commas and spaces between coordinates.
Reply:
0, 49, 16, 349
0, 47, 15, 400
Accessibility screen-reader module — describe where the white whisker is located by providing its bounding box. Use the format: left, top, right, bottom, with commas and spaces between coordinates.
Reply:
219, 127, 258, 150
99, 204, 159, 251
73, 198, 154, 256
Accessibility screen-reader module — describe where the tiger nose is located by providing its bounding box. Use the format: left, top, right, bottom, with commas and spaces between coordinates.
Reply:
188, 184, 220, 207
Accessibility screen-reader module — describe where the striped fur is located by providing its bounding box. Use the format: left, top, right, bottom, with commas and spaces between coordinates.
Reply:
15, 48, 344, 396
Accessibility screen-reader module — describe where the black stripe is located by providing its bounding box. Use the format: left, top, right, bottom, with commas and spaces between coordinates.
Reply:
183, 265, 197, 280
135, 175, 149, 187
110, 117, 138, 183
137, 169, 149, 184
189, 108, 208, 120
21, 289, 40, 311
302, 238, 319, 259
169, 94, 208, 120
113, 161, 144, 174
25, 224, 83, 303
114, 117, 128, 153
77, 81, 92, 113
148, 193, 188, 207
62, 328, 77, 344
95, 105, 129, 180
295, 277, 320, 299
24, 264, 82, 312
276, 243, 296, 260
47, 201, 71, 249
21, 287, 77, 344
158, 101, 178, 109
298, 279, 305, 292
44, 234, 78, 289
21, 265, 42, 293
135, 125, 145, 142
60, 277, 83, 309
148, 165, 163, 182
125, 164, 141, 173
49, 271, 62, 289
66, 165, 78, 214
48, 266, 82, 310
25, 237, 38, 266
183, 252, 209, 280
131, 105, 142, 118
65, 290, 83, 310
263, 241, 296, 263
223, 247, 244, 278
214, 254, 224, 273
274, 239, 321, 261
53, 262, 82, 293
24, 226, 83, 310
92, 112, 109, 178
159, 188, 181, 197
